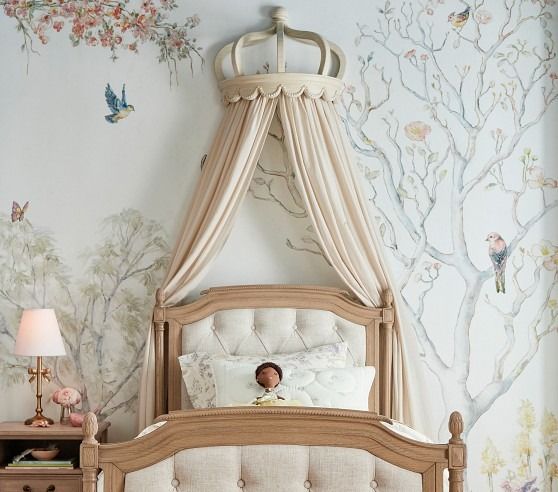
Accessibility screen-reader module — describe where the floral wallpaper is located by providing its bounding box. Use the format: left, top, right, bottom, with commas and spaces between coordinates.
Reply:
1, 0, 557, 490
0, 0, 201, 83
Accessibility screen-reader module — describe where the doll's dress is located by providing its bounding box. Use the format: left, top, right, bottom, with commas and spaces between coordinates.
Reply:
251, 388, 301, 407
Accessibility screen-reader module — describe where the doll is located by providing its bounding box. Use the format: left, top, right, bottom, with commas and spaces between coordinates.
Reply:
252, 362, 285, 406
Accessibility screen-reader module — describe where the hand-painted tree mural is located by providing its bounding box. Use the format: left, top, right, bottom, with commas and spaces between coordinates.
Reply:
0, 0, 202, 83
0, 209, 169, 420
481, 400, 558, 491
342, 0, 558, 441
249, 2, 558, 456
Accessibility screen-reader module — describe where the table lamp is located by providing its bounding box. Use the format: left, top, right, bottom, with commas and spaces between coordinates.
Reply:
14, 308, 66, 425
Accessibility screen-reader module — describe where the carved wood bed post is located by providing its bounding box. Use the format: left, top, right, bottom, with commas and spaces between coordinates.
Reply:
153, 288, 166, 417
380, 288, 394, 418
448, 411, 466, 492
80, 412, 99, 492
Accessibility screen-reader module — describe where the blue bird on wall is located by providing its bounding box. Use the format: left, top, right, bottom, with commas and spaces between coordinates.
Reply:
486, 232, 508, 294
104, 83, 135, 123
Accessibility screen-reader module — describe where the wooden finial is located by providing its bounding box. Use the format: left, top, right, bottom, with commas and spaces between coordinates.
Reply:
155, 288, 164, 307
382, 289, 394, 307
272, 6, 288, 23
82, 412, 98, 445
449, 411, 464, 443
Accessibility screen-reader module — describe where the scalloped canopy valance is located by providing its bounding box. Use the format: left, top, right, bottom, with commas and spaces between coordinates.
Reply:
214, 6, 347, 103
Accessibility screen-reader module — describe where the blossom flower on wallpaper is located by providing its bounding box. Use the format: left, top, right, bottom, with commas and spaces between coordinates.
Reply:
527, 166, 558, 189
474, 9, 493, 24
1, 0, 202, 83
404, 121, 432, 141
530, 240, 558, 271
403, 48, 416, 59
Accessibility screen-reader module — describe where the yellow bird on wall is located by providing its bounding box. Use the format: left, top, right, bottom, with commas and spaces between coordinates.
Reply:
448, 6, 470, 29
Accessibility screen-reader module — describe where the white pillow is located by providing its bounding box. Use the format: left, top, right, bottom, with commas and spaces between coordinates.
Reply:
178, 342, 348, 408
212, 360, 375, 411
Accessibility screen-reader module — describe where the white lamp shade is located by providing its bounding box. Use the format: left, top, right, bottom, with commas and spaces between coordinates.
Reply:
14, 309, 66, 356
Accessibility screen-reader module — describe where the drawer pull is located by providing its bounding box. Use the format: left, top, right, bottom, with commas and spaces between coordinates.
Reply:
22, 486, 32, 492
46, 486, 56, 492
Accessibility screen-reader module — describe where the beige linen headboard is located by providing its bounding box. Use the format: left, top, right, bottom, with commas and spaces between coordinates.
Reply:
152, 284, 395, 417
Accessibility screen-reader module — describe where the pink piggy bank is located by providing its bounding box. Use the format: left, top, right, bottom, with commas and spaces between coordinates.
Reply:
69, 412, 85, 427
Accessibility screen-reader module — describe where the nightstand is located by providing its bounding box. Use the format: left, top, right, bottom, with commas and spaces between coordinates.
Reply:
0, 420, 110, 492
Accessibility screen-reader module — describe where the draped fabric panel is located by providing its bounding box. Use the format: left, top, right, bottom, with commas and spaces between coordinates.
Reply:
138, 97, 277, 428
163, 97, 278, 306
138, 83, 431, 437
278, 96, 425, 432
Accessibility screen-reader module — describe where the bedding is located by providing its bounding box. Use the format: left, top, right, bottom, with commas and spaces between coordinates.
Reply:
178, 342, 348, 408
212, 360, 375, 410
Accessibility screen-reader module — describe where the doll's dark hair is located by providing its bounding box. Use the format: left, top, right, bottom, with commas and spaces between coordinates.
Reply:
255, 362, 283, 387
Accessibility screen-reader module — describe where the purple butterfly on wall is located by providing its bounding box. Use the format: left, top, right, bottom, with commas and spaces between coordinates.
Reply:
11, 201, 29, 222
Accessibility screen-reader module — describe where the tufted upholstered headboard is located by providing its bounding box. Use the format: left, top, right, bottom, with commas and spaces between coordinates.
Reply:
152, 285, 395, 417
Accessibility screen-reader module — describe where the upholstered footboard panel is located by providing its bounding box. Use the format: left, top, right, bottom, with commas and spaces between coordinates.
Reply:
82, 409, 466, 492
121, 445, 421, 492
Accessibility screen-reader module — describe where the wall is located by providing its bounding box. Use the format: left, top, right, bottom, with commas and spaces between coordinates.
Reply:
0, 1, 557, 490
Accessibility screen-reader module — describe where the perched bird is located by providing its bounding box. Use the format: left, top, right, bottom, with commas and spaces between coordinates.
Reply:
11, 200, 29, 222
486, 232, 508, 294
448, 6, 470, 29
104, 83, 135, 123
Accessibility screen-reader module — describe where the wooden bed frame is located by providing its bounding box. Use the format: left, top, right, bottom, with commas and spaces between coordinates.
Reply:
80, 284, 466, 491
151, 284, 396, 417
80, 408, 466, 492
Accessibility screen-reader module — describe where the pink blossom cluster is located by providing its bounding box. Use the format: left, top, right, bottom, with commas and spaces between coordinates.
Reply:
52, 387, 81, 408
2, 0, 201, 72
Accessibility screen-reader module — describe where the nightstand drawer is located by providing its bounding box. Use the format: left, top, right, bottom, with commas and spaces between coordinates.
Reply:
2, 475, 81, 492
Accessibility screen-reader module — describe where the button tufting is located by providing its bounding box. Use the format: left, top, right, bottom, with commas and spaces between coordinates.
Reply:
332, 325, 338, 331
304, 480, 312, 489
211, 325, 216, 331
370, 479, 378, 489
251, 325, 256, 331
237, 479, 245, 488
171, 478, 180, 487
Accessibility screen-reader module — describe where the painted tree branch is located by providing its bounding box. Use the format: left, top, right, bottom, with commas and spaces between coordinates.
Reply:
0, 210, 168, 433
348, 0, 558, 441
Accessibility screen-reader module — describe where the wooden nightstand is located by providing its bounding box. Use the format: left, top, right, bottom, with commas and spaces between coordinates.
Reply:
0, 420, 110, 492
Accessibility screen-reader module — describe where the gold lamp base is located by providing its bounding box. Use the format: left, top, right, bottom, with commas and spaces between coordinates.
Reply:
24, 413, 54, 426
24, 356, 54, 426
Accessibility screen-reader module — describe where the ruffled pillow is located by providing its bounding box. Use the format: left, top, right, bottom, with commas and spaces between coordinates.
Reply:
178, 342, 348, 408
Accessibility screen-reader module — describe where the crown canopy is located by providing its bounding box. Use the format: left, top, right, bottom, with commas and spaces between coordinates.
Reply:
214, 7, 346, 103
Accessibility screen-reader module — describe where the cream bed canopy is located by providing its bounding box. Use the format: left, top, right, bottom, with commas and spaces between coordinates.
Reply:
138, 7, 430, 436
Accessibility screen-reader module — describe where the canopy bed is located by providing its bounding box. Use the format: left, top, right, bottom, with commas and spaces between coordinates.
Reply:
81, 8, 466, 492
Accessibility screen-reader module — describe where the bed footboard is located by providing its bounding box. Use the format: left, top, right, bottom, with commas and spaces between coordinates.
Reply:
81, 408, 465, 492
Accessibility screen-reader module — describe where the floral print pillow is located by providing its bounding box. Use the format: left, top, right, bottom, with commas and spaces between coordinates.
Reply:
178, 342, 348, 409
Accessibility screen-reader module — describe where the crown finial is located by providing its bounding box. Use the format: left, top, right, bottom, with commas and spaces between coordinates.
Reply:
272, 7, 288, 23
